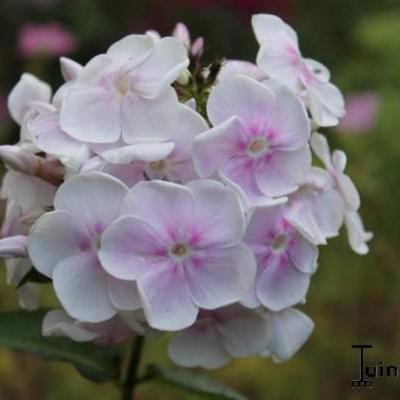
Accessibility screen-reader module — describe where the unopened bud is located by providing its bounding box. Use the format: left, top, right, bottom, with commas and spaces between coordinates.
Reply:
173, 23, 191, 49
191, 37, 204, 57
0, 235, 28, 258
0, 145, 38, 174
176, 69, 191, 86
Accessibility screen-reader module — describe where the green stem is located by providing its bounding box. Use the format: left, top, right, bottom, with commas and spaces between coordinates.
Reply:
121, 335, 145, 400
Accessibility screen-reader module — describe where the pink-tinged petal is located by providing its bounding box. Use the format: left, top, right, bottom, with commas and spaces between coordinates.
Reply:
264, 308, 314, 361
344, 210, 373, 255
53, 252, 116, 323
192, 117, 246, 178
107, 276, 142, 311
99, 216, 167, 280
219, 158, 266, 205
42, 309, 100, 342
187, 179, 246, 247
8, 73, 51, 124
60, 85, 121, 143
121, 88, 179, 143
216, 305, 268, 358
107, 34, 153, 66
0, 235, 28, 258
207, 75, 275, 127
133, 37, 189, 99
252, 14, 299, 47
99, 162, 145, 187
257, 254, 311, 311
100, 142, 175, 164
28, 111, 90, 164
218, 60, 267, 82
267, 85, 310, 151
121, 180, 195, 240
186, 244, 257, 310
54, 173, 127, 233
255, 146, 311, 197
28, 211, 89, 277
244, 204, 284, 247
256, 145, 311, 197
138, 262, 198, 331
288, 233, 318, 274
304, 58, 330, 83
168, 322, 230, 369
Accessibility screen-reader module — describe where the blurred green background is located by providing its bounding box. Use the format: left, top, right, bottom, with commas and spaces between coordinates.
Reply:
0, 0, 399, 399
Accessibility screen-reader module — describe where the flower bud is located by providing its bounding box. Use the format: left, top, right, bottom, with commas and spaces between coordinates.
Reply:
176, 69, 191, 86
0, 235, 28, 258
173, 23, 190, 49
60, 57, 82, 81
0, 145, 38, 174
191, 37, 204, 57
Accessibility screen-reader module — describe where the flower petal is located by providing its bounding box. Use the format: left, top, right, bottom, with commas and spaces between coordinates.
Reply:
186, 244, 257, 310
53, 252, 116, 323
107, 276, 142, 311
107, 34, 153, 66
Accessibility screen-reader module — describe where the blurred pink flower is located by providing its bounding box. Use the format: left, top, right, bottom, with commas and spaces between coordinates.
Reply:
18, 23, 78, 58
339, 92, 380, 133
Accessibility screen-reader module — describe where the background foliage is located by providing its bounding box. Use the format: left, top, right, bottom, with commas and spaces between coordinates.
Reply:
0, 0, 399, 399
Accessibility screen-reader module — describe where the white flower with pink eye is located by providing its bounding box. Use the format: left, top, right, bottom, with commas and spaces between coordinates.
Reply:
252, 14, 345, 127
28, 173, 141, 323
243, 202, 318, 311
59, 34, 189, 144
284, 167, 345, 245
311, 132, 372, 254
168, 305, 267, 369
83, 103, 208, 186
193, 75, 311, 203
99, 179, 257, 331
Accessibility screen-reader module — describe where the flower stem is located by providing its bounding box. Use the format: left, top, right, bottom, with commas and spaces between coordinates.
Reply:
121, 335, 145, 400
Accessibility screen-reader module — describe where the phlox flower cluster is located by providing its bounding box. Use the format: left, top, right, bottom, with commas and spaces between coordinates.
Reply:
0, 14, 372, 369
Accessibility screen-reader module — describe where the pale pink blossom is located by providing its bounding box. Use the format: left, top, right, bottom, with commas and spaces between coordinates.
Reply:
193, 75, 311, 202
18, 23, 78, 58
59, 35, 189, 144
243, 203, 317, 311
28, 173, 141, 322
99, 179, 257, 331
284, 167, 344, 245
311, 132, 372, 254
252, 14, 345, 127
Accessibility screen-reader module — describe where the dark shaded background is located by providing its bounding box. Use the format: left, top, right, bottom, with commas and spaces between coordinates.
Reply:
0, 0, 399, 399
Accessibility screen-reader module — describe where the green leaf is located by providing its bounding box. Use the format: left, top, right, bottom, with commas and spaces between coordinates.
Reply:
0, 310, 121, 382
17, 268, 52, 288
144, 364, 247, 400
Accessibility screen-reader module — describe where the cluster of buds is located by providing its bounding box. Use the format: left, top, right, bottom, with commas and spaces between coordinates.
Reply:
0, 15, 372, 369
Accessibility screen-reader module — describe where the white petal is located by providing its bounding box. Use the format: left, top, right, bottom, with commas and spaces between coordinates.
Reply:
218, 60, 267, 82
187, 179, 246, 246
186, 244, 257, 310
60, 85, 121, 143
53, 252, 116, 323
344, 211, 373, 255
60, 57, 83, 81
310, 132, 332, 169
288, 234, 319, 274
8, 73, 51, 124
28, 211, 89, 277
54, 172, 127, 233
207, 75, 275, 127
107, 34, 153, 66
138, 262, 198, 331
168, 322, 230, 369
107, 276, 142, 311
264, 308, 314, 361
133, 37, 189, 99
